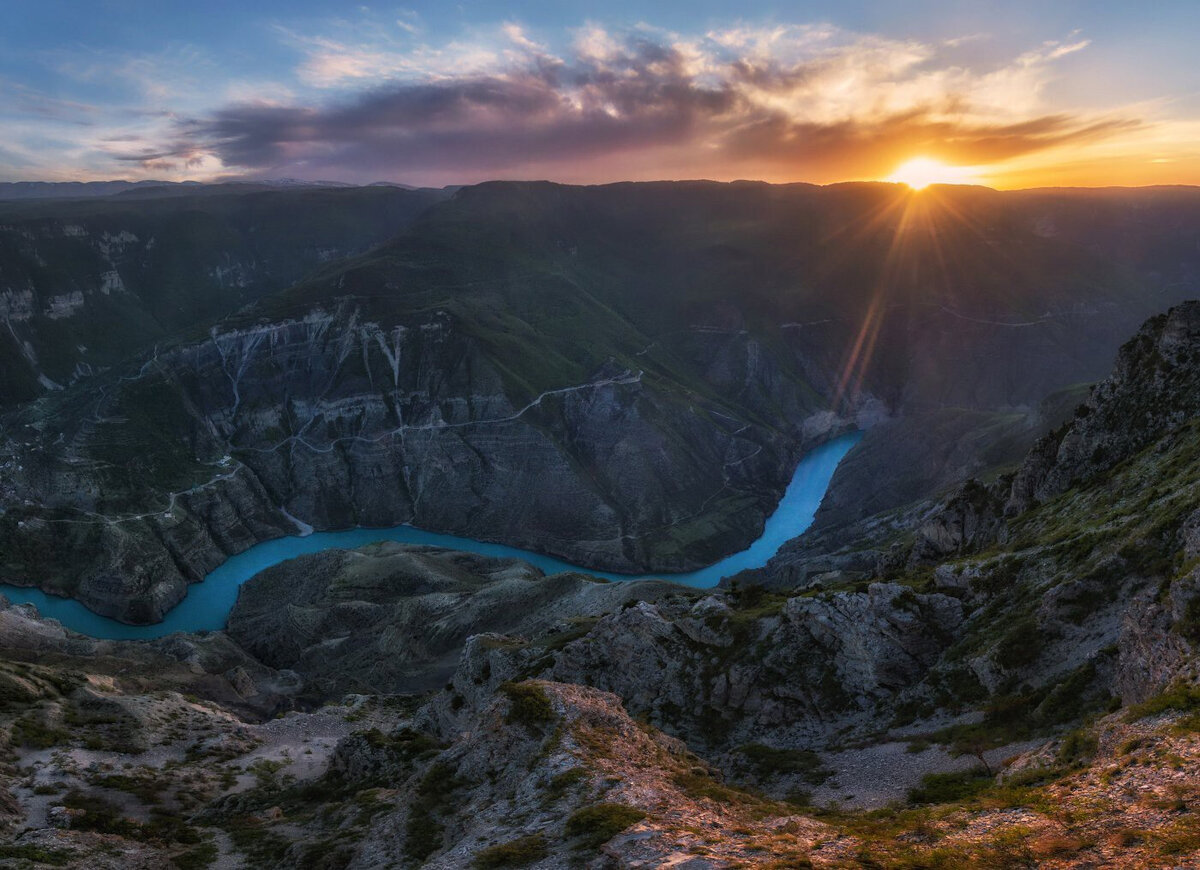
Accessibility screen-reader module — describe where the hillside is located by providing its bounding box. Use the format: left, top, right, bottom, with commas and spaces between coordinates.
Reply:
0, 301, 1193, 864
3, 182, 1200, 622
0, 185, 448, 404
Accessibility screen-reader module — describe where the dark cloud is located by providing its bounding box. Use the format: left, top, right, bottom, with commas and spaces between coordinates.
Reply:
721, 112, 1142, 169
125, 30, 1141, 183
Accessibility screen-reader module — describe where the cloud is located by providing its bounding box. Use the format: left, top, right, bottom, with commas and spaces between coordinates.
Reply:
0, 81, 100, 123
118, 24, 1143, 185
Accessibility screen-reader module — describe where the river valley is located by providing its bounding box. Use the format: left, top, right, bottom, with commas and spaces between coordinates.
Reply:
0, 432, 863, 639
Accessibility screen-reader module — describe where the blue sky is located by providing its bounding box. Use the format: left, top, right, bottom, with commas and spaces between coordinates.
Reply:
3, 1, 1199, 186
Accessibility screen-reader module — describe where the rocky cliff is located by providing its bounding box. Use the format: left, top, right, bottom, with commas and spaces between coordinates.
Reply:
0, 292, 822, 621
0, 575, 1195, 868
0, 298, 1197, 863
4, 181, 1200, 623
758, 302, 1200, 739
0, 185, 447, 405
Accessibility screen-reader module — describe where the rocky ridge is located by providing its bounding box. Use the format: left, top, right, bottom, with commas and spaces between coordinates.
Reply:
0, 590, 1195, 867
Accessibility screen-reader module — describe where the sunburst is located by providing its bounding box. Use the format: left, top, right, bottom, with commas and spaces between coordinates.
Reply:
886, 158, 979, 190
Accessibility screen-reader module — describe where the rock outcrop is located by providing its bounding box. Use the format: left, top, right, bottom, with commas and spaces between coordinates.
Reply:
1007, 301, 1200, 513
227, 542, 682, 698
416, 582, 963, 754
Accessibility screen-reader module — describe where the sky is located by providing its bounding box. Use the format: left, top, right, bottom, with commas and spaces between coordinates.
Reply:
3, 0, 1200, 188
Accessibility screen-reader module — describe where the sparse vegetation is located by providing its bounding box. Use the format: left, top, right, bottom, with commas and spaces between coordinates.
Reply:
736, 743, 831, 784
171, 842, 220, 870
405, 761, 466, 862
993, 616, 1045, 669
473, 833, 549, 868
501, 682, 556, 729
1175, 596, 1200, 643
565, 803, 646, 849
10, 711, 70, 749
0, 845, 72, 866
907, 768, 994, 805
1124, 681, 1200, 722
1057, 728, 1099, 766
544, 766, 588, 803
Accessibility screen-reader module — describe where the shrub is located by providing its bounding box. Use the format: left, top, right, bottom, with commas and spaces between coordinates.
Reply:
1057, 729, 1098, 766
0, 845, 71, 866
405, 761, 464, 863
907, 768, 993, 805
60, 790, 142, 838
172, 842, 219, 869
501, 682, 556, 729
11, 713, 70, 749
473, 834, 549, 868
295, 838, 355, 870
994, 617, 1044, 669
1155, 821, 1200, 856
223, 815, 290, 865
544, 767, 588, 803
405, 811, 445, 863
360, 727, 443, 761
565, 803, 646, 849
737, 743, 831, 785
672, 770, 757, 806
1175, 596, 1200, 643
1030, 832, 1093, 860
93, 772, 162, 803
1123, 682, 1200, 722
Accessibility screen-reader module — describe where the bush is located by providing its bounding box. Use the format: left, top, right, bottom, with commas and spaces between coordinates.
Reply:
1057, 729, 1098, 766
544, 767, 588, 803
994, 617, 1044, 669
736, 743, 831, 784
11, 713, 70, 749
1175, 596, 1200, 643
473, 834, 549, 868
501, 682, 556, 729
907, 768, 993, 805
172, 842, 219, 869
60, 790, 142, 838
360, 726, 443, 761
0, 846, 71, 866
1124, 682, 1200, 722
405, 761, 465, 862
565, 803, 646, 849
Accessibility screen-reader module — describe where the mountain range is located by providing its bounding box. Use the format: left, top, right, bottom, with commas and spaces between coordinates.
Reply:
0, 180, 1197, 867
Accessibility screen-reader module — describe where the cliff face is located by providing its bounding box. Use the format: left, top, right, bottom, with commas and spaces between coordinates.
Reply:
222, 540, 964, 759
1007, 302, 1200, 512
4, 182, 1200, 623
0, 186, 447, 404
424, 585, 964, 753
0, 291, 826, 622
756, 303, 1200, 738
0, 302, 1197, 864
0, 588, 1195, 868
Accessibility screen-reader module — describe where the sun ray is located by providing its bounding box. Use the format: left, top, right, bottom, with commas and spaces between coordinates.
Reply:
886, 158, 980, 190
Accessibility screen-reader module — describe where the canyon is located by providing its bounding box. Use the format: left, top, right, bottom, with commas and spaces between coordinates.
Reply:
0, 181, 1197, 867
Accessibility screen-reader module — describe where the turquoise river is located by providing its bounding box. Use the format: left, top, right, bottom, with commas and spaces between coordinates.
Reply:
0, 431, 863, 640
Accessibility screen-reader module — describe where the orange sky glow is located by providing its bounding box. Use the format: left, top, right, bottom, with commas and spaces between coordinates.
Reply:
5, 5, 1200, 190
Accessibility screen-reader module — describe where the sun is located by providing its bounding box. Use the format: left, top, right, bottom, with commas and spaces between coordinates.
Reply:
886, 157, 977, 190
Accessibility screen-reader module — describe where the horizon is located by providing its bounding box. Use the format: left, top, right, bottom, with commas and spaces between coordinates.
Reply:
4, 1, 1200, 189
6, 176, 1200, 195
